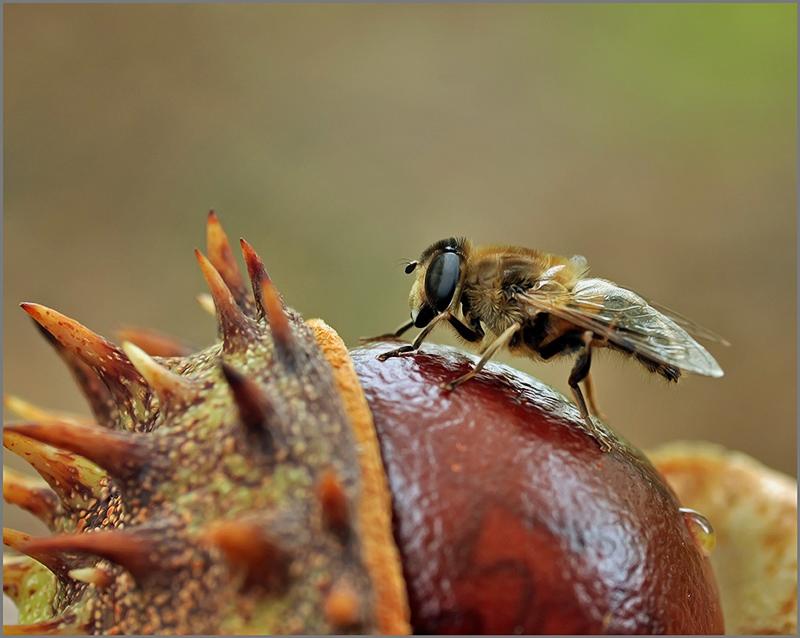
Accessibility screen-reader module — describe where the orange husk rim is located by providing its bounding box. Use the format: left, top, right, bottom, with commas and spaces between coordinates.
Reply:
308, 319, 411, 635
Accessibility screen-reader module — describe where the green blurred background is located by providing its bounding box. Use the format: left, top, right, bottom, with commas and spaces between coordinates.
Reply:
3, 4, 796, 556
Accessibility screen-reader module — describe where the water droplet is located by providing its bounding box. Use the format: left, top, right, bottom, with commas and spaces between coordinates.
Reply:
680, 507, 716, 557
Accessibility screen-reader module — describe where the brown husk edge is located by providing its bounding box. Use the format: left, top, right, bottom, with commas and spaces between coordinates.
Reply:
308, 319, 411, 635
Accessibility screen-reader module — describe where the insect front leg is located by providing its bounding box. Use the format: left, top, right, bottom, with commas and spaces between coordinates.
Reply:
441, 323, 520, 391
568, 331, 613, 452
359, 318, 415, 344
377, 315, 442, 361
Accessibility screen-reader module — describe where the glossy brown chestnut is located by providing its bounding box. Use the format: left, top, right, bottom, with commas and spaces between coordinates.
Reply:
351, 341, 724, 635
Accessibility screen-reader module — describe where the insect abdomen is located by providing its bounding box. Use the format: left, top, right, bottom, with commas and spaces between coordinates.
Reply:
635, 354, 681, 382
606, 341, 682, 382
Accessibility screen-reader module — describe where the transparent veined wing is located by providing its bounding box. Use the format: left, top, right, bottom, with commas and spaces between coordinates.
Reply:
645, 299, 730, 346
517, 278, 724, 378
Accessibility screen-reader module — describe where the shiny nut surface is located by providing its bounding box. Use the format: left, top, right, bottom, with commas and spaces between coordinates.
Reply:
352, 341, 724, 634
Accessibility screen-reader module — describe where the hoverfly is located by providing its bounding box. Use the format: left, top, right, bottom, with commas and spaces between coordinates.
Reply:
367, 238, 726, 450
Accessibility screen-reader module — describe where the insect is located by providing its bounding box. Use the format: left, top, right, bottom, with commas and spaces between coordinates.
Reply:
367, 237, 726, 450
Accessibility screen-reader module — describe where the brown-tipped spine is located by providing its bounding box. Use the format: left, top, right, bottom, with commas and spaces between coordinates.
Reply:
220, 363, 282, 459
3, 394, 96, 427
3, 467, 60, 529
317, 470, 351, 538
4, 422, 153, 486
121, 341, 199, 408
114, 325, 195, 357
195, 250, 256, 353
3, 528, 74, 577
240, 239, 296, 359
240, 238, 270, 318
18, 530, 162, 587
20, 303, 149, 428
206, 211, 257, 316
26, 317, 120, 429
260, 273, 295, 359
3, 430, 108, 510
201, 519, 291, 592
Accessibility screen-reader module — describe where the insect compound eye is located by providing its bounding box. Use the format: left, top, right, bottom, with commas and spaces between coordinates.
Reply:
424, 250, 461, 312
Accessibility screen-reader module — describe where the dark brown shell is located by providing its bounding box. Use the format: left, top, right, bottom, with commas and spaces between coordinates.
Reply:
352, 341, 724, 634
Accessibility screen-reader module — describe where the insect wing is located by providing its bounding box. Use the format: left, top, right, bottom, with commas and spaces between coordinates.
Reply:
518, 279, 724, 378
644, 299, 730, 346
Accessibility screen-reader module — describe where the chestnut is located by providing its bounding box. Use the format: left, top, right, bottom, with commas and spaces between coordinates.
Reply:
351, 341, 724, 635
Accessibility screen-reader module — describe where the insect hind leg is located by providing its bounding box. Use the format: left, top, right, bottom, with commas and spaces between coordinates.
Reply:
582, 372, 608, 423
568, 331, 614, 452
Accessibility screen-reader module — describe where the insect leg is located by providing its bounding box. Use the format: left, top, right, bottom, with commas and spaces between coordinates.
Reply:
377, 315, 442, 361
582, 372, 608, 424
441, 323, 520, 391
568, 331, 613, 452
359, 318, 415, 345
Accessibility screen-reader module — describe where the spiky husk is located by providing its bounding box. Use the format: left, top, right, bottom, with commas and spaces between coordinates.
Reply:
3, 213, 409, 635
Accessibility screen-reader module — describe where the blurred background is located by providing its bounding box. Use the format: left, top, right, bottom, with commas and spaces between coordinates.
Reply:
3, 3, 796, 564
